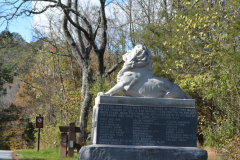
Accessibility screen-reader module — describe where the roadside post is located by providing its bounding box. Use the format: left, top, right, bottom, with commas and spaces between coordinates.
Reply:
36, 114, 43, 152
59, 122, 81, 157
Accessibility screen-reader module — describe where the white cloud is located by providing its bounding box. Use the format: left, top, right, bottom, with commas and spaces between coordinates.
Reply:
31, 0, 101, 36
31, 1, 62, 35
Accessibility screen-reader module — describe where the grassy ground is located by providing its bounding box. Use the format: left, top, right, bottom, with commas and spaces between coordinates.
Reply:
13, 146, 235, 160
14, 149, 78, 160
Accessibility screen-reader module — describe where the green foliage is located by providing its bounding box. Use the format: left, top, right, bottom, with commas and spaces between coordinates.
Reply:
22, 121, 36, 149
202, 117, 240, 159
13, 40, 83, 148
0, 29, 20, 86
203, 117, 235, 148
38, 126, 61, 149
171, 3, 240, 153
0, 63, 14, 86
0, 104, 27, 150
0, 29, 36, 150
0, 29, 31, 69
0, 29, 34, 91
90, 77, 119, 99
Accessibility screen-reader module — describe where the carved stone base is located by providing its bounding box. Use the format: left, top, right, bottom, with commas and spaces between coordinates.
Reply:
78, 145, 208, 160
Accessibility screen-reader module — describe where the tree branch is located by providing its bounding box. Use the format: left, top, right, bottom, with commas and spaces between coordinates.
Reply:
19, 78, 37, 89
27, 4, 57, 15
73, 0, 87, 58
103, 60, 123, 77
62, 0, 86, 68
99, 0, 107, 50
62, 6, 98, 52
93, 11, 101, 39
38, 49, 72, 57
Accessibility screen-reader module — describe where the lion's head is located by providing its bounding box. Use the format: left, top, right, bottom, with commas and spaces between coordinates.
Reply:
122, 44, 151, 67
117, 45, 153, 83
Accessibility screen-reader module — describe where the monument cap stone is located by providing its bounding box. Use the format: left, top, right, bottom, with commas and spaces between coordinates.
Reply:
95, 96, 195, 107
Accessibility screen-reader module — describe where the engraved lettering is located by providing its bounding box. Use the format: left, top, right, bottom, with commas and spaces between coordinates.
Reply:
96, 104, 197, 147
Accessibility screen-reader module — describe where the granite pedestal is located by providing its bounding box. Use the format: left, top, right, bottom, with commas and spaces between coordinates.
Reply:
78, 145, 207, 160
78, 96, 208, 160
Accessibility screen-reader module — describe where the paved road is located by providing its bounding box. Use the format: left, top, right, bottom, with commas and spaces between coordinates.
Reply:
0, 150, 13, 160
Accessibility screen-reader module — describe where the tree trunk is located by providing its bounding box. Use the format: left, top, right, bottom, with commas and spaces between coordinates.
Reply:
79, 66, 92, 141
97, 50, 104, 76
62, 3, 92, 141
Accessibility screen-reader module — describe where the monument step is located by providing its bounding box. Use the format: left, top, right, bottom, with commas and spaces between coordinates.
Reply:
78, 144, 208, 160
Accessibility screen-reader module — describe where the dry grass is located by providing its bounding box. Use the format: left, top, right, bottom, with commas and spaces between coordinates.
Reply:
197, 141, 224, 160
200, 145, 240, 160
202, 146, 218, 160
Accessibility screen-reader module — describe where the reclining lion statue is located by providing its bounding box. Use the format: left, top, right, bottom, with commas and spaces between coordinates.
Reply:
99, 44, 192, 99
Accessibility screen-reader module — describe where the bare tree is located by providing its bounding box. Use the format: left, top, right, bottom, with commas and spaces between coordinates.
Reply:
112, 0, 174, 47
0, 0, 108, 141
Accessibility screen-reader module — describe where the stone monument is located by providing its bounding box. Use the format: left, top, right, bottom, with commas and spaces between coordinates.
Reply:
78, 45, 207, 160
98, 44, 192, 99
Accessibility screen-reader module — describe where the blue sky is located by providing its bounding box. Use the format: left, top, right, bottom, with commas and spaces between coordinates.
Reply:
0, 0, 36, 43
0, 15, 34, 43
0, 0, 99, 43
0, 0, 114, 43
